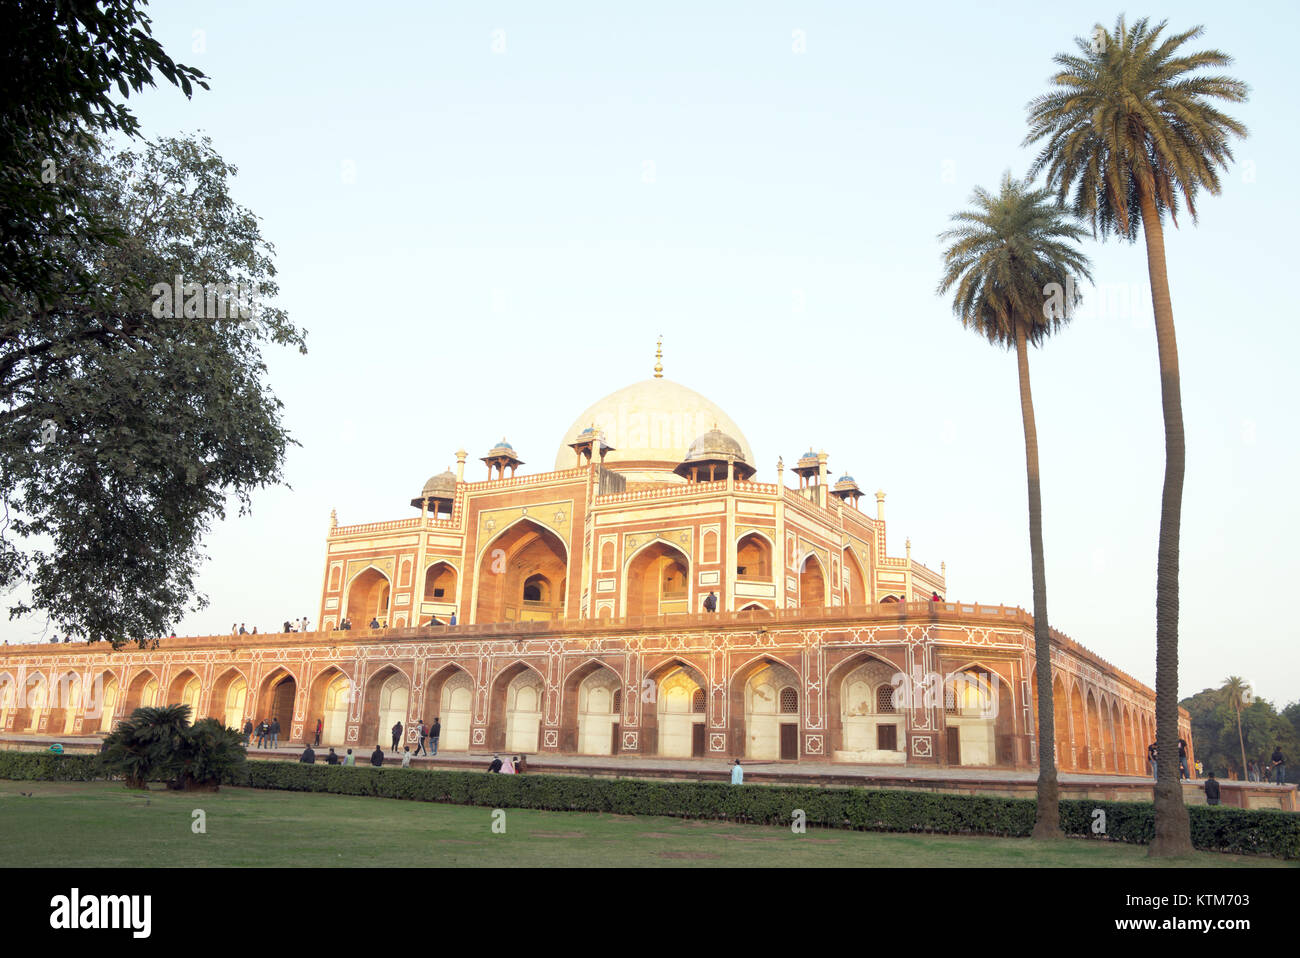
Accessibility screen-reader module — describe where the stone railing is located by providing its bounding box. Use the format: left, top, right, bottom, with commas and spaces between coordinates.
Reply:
460, 468, 585, 492
595, 480, 727, 504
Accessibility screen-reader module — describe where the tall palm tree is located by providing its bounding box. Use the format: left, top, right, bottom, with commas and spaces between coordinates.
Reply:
938, 173, 1091, 840
1025, 16, 1248, 857
1222, 676, 1251, 780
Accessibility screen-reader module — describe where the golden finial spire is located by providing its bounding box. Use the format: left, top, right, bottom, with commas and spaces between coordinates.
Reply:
653, 336, 663, 378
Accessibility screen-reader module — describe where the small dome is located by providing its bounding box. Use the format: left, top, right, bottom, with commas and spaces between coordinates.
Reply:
420, 469, 457, 498
487, 438, 518, 458
838, 473, 856, 483
684, 427, 746, 463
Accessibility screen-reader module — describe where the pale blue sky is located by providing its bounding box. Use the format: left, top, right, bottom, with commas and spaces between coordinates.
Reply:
8, 1, 1298, 706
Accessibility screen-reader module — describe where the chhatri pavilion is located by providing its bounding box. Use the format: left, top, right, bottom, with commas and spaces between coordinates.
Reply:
0, 346, 1192, 772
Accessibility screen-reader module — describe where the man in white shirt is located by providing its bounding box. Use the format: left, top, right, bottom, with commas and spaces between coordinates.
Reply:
731, 759, 744, 785
401, 747, 412, 768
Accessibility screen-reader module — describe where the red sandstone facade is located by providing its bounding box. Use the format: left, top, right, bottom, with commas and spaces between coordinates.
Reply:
0, 366, 1193, 772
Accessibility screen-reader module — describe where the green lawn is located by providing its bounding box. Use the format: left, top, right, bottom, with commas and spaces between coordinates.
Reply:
0, 780, 1291, 867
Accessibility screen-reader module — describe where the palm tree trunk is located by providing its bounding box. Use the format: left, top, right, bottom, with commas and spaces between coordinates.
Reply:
1236, 703, 1246, 781
1015, 324, 1061, 839
1137, 179, 1192, 857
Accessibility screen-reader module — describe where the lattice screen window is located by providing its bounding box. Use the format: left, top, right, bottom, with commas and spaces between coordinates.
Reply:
876, 685, 896, 713
779, 686, 798, 713
692, 689, 706, 713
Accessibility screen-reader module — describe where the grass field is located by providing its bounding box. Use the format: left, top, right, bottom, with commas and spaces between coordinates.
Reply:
0, 780, 1292, 867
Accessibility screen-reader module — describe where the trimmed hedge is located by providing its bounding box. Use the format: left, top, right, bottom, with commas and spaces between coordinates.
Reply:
3, 751, 1296, 859
0, 751, 102, 781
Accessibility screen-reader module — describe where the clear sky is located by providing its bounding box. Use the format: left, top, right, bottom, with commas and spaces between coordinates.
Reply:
7, 1, 1297, 708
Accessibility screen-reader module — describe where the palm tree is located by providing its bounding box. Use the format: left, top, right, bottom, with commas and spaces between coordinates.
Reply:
938, 173, 1092, 840
1025, 16, 1248, 857
1222, 676, 1251, 780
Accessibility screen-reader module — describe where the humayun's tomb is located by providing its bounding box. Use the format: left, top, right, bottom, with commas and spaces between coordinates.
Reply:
0, 348, 1192, 773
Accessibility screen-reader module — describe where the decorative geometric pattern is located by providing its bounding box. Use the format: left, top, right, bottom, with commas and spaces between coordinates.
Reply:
805, 734, 823, 755
709, 733, 726, 751
543, 729, 558, 748
911, 735, 932, 757
622, 730, 638, 750
472, 728, 486, 745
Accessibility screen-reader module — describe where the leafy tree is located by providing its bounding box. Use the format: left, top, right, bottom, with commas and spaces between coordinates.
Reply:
0, 0, 207, 320
1025, 16, 1249, 857
1283, 701, 1300, 739
1, 132, 306, 646
938, 173, 1091, 840
1182, 683, 1299, 783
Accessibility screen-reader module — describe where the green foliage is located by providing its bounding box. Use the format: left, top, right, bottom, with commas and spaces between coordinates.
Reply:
0, 750, 101, 781
1, 132, 307, 645
937, 173, 1092, 349
0, 1, 208, 316
2, 753, 1294, 858
101, 704, 191, 788
99, 704, 245, 789
1181, 683, 1299, 782
169, 717, 247, 791
1025, 16, 1249, 236
235, 763, 1297, 859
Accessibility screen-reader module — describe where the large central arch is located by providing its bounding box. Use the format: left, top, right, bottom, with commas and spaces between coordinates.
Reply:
475, 519, 569, 624
346, 568, 392, 627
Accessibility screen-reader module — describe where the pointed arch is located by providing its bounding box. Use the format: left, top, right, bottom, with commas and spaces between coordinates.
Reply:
48, 670, 83, 735
423, 560, 459, 604
485, 659, 546, 752
210, 667, 249, 729
730, 654, 801, 760
0, 671, 16, 729
622, 537, 691, 618
254, 666, 299, 741
305, 665, 354, 748
828, 650, 905, 761
841, 545, 867, 605
166, 669, 203, 723
423, 663, 474, 752
640, 656, 709, 757
345, 565, 392, 626
798, 552, 827, 609
474, 518, 569, 624
358, 664, 410, 748
561, 657, 623, 754
122, 669, 159, 715
736, 532, 773, 580
1050, 674, 1071, 770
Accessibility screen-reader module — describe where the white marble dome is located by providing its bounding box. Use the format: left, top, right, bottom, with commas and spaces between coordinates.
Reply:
554, 378, 754, 476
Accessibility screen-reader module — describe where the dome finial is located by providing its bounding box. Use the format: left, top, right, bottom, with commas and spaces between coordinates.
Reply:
653, 336, 663, 378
